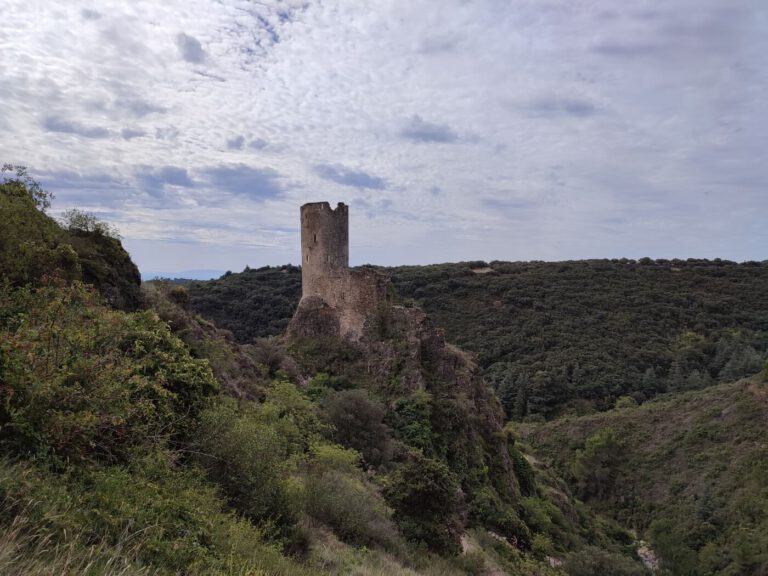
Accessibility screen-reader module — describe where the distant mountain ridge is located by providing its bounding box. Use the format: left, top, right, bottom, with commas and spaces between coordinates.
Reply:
141, 268, 226, 281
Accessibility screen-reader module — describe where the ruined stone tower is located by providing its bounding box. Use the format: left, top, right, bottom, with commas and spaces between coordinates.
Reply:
289, 201, 389, 341
300, 202, 349, 301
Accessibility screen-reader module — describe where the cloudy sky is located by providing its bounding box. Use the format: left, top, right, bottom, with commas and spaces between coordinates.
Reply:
2, 0, 766, 276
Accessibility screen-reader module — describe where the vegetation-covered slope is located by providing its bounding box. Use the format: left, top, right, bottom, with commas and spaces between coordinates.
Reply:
0, 164, 141, 310
186, 259, 768, 419
519, 374, 768, 576
1, 168, 649, 574
188, 265, 301, 340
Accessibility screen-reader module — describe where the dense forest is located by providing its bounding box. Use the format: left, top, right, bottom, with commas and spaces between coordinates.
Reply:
186, 259, 768, 419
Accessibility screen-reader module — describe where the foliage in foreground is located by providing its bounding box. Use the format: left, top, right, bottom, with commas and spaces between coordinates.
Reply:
0, 276, 539, 575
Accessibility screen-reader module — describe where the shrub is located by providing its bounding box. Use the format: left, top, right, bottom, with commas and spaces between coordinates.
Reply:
193, 380, 325, 531
321, 389, 393, 467
511, 445, 536, 497
614, 396, 638, 410
469, 485, 530, 545
531, 533, 554, 560
0, 456, 313, 576
192, 398, 297, 530
571, 428, 624, 500
60, 208, 120, 238
382, 452, 464, 555
0, 283, 217, 464
299, 443, 401, 549
387, 390, 434, 452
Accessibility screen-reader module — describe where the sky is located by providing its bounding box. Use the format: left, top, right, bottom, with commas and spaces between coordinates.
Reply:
2, 0, 766, 277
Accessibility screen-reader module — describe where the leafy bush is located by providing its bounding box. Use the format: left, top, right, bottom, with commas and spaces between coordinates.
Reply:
61, 208, 121, 238
321, 389, 393, 467
0, 456, 313, 576
571, 428, 624, 501
299, 444, 401, 549
511, 445, 536, 497
469, 485, 530, 544
382, 452, 464, 555
0, 283, 218, 464
387, 390, 434, 453
192, 398, 298, 531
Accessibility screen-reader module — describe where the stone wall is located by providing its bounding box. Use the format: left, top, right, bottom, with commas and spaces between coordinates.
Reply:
291, 201, 390, 341
300, 202, 348, 300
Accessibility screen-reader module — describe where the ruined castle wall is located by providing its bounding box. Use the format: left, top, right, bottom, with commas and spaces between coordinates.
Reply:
301, 202, 349, 300
294, 201, 390, 340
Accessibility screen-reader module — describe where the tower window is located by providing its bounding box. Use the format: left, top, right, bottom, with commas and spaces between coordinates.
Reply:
314, 234, 317, 243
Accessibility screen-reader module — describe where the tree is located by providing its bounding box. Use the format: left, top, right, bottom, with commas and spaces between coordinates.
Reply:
321, 389, 392, 467
1, 164, 53, 211
60, 208, 120, 239
382, 452, 463, 554
571, 428, 624, 500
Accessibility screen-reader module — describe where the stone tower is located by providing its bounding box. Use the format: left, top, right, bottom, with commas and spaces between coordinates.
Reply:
290, 201, 390, 340
300, 202, 349, 299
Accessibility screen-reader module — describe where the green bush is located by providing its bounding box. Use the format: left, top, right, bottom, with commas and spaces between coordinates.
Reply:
299, 443, 400, 549
0, 283, 218, 464
469, 485, 530, 544
0, 456, 313, 576
510, 445, 536, 497
382, 452, 464, 555
571, 428, 624, 500
387, 390, 434, 453
321, 389, 393, 467
192, 398, 298, 531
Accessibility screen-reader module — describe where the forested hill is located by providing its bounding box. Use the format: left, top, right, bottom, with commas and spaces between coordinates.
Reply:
519, 374, 768, 576
186, 259, 768, 419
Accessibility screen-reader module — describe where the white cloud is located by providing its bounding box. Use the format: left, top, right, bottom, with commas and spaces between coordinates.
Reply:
1, 0, 766, 273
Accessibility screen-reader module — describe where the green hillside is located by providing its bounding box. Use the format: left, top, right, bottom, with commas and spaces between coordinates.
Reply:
186, 259, 768, 419
519, 375, 768, 575
1, 169, 650, 574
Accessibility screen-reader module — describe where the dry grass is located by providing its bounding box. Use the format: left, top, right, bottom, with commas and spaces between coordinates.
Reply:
0, 509, 152, 576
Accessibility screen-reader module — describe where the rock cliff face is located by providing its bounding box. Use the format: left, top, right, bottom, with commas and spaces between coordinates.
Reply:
286, 202, 521, 527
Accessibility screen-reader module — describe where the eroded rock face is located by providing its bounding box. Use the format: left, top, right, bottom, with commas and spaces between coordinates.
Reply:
285, 201, 520, 520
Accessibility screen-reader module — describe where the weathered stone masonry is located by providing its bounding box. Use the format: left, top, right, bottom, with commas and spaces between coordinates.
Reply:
291, 202, 390, 340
